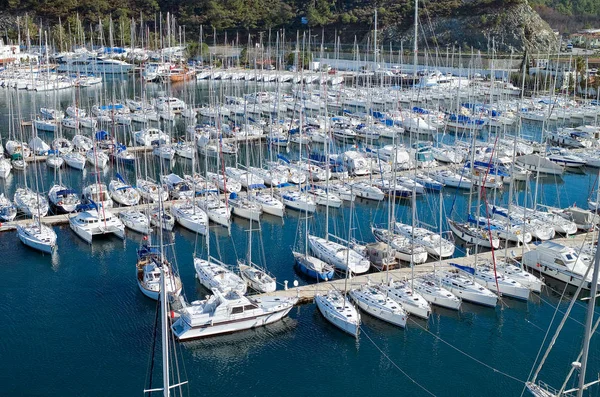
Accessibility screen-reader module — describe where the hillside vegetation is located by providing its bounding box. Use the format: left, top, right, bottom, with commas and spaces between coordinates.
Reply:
0, 0, 583, 51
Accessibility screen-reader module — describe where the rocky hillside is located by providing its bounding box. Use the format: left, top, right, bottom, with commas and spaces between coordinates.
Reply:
0, 0, 558, 54
383, 0, 558, 53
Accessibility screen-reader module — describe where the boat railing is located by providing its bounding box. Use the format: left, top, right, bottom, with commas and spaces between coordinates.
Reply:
537, 380, 561, 396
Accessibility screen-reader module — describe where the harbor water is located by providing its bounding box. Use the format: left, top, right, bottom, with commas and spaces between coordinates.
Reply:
1, 77, 599, 396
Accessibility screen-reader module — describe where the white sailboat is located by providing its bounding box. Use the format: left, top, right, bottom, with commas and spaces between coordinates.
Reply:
394, 222, 455, 258
412, 274, 462, 310
0, 194, 17, 221
237, 217, 276, 293
148, 206, 175, 231
109, 176, 140, 206
197, 192, 231, 228
279, 190, 316, 213
450, 262, 530, 300
16, 221, 57, 254
438, 269, 498, 307
349, 283, 407, 328
308, 235, 371, 274
136, 178, 168, 203
119, 209, 152, 234
380, 279, 431, 319
372, 227, 429, 264
228, 192, 262, 221
136, 242, 183, 300
0, 158, 11, 179
14, 187, 49, 217
315, 289, 360, 337
252, 192, 285, 217
63, 152, 86, 170
238, 261, 276, 293
171, 202, 209, 235
495, 260, 543, 293
194, 256, 247, 295
82, 183, 112, 209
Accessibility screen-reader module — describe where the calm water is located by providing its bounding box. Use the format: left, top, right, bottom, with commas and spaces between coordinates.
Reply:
1, 78, 599, 396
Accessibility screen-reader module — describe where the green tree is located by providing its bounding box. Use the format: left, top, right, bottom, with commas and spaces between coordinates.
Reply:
574, 55, 586, 94
186, 41, 210, 60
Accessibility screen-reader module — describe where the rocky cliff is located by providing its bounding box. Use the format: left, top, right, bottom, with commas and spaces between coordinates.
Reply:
383, 0, 558, 53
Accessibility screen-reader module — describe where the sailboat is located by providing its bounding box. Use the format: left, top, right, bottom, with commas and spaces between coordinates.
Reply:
48, 126, 80, 214
450, 262, 530, 300
237, 219, 277, 293
437, 268, 498, 307
0, 194, 17, 222
48, 185, 79, 214
136, 241, 183, 300
16, 220, 57, 254
292, 199, 335, 281
109, 173, 141, 206
349, 281, 408, 328
315, 289, 360, 337
238, 261, 276, 293
142, 227, 187, 396
119, 208, 152, 234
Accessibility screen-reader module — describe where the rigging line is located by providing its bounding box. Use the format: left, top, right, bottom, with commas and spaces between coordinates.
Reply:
145, 297, 161, 395
521, 231, 597, 395
360, 327, 437, 397
407, 318, 527, 385
537, 290, 600, 330
169, 320, 185, 397
520, 269, 571, 397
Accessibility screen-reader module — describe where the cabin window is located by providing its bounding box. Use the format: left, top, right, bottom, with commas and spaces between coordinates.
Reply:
555, 259, 565, 266
243, 305, 257, 311
231, 307, 244, 314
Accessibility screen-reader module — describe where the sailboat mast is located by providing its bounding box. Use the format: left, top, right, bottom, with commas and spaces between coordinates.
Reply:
159, 265, 170, 397
576, 233, 600, 397
437, 189, 443, 277
413, 0, 418, 80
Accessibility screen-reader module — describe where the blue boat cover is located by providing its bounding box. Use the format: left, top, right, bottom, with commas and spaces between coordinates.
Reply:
95, 130, 109, 140
450, 263, 475, 275
248, 184, 266, 190
277, 154, 291, 164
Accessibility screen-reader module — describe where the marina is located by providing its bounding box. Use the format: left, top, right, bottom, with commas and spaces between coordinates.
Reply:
2, 12, 600, 397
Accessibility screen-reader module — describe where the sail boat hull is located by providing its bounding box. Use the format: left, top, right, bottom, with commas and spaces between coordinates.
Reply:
293, 252, 335, 281
412, 277, 462, 310
349, 288, 407, 328
17, 224, 56, 254
448, 220, 499, 249
315, 293, 360, 337
253, 194, 285, 217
